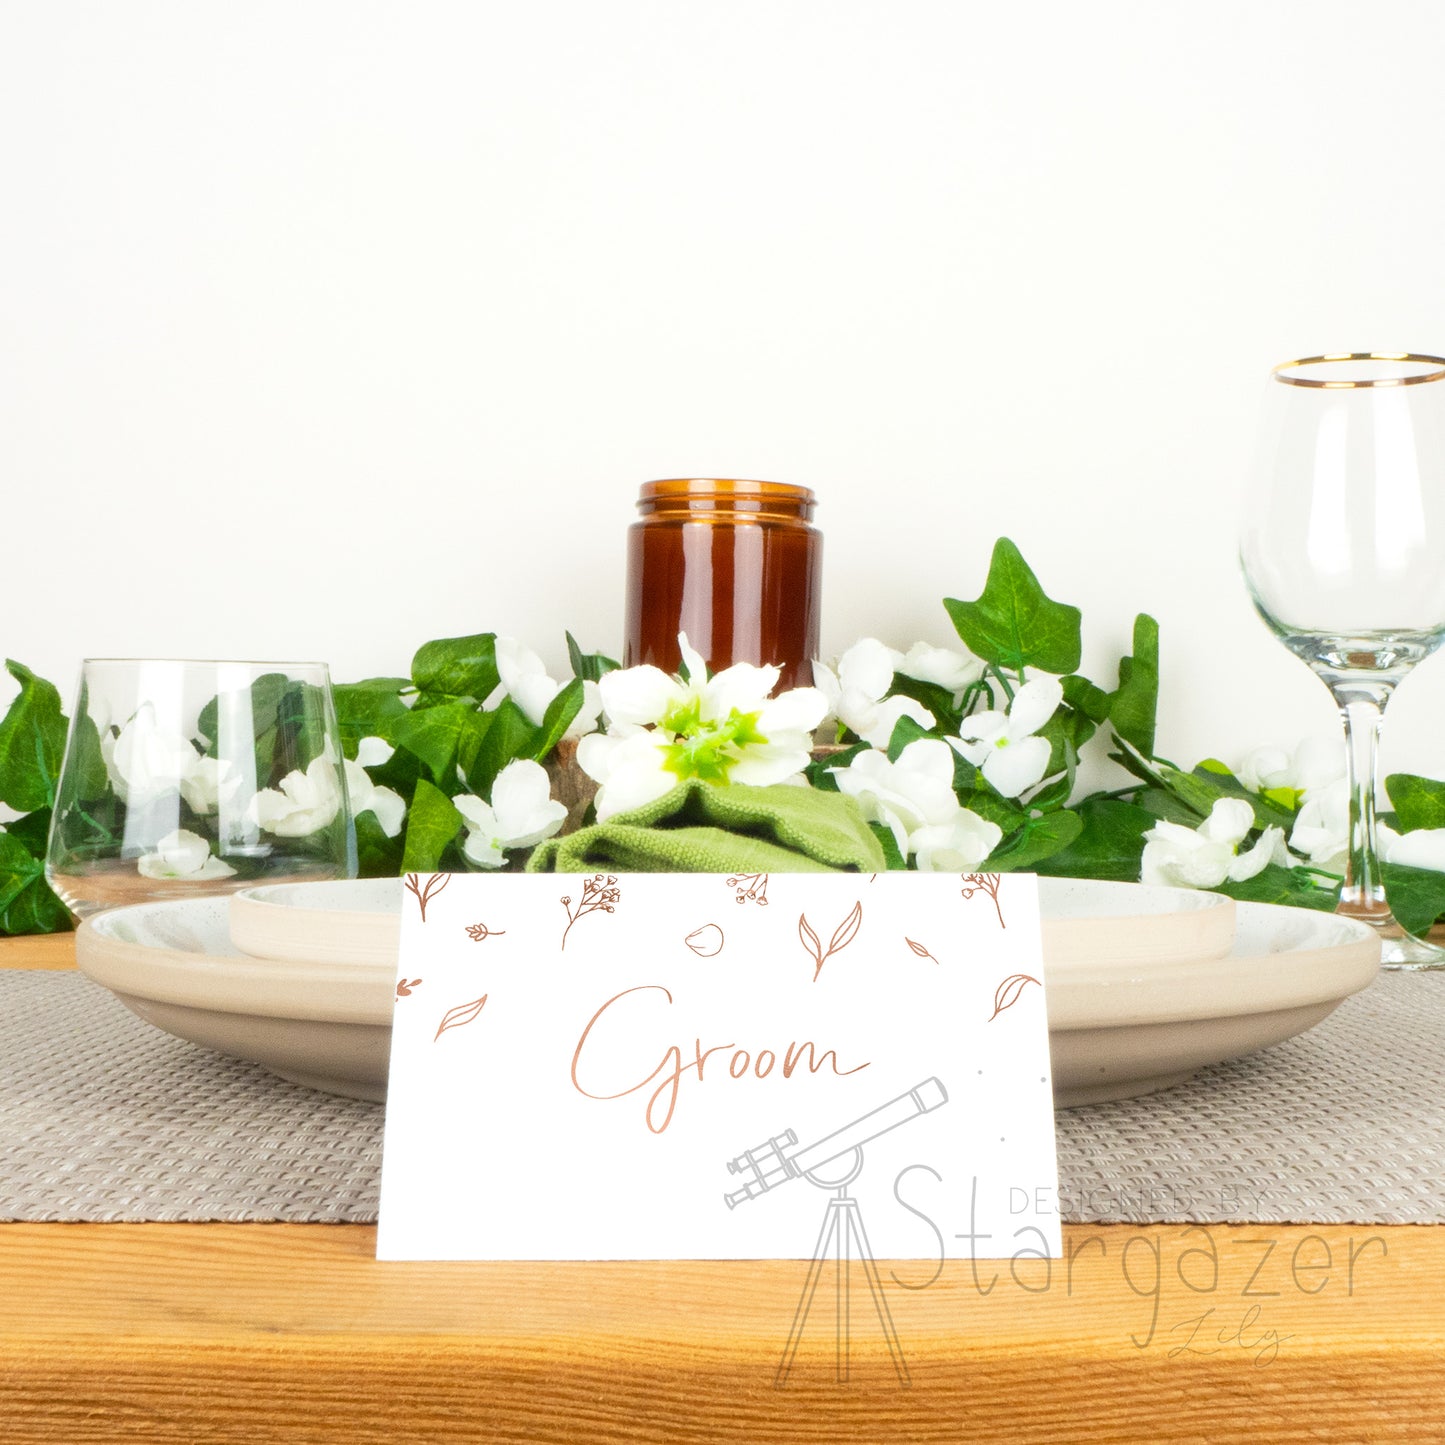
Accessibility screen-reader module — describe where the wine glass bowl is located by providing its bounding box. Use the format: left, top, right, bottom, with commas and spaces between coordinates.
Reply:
46, 660, 356, 919
1240, 353, 1445, 968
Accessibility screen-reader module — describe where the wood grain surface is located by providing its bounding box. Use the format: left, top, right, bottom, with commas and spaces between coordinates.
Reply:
4, 939, 1443, 1442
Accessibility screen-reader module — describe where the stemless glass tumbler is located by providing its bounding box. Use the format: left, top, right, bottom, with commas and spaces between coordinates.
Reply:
46, 660, 355, 919
1240, 352, 1445, 968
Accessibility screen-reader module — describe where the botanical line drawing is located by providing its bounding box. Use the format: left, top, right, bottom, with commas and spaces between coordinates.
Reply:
726, 873, 770, 906
560, 874, 621, 951
465, 922, 506, 943
798, 900, 864, 982
434, 993, 489, 1042
904, 938, 940, 965
961, 873, 1006, 929
395, 977, 423, 998
405, 872, 450, 923
685, 923, 725, 957
989, 973, 1039, 1021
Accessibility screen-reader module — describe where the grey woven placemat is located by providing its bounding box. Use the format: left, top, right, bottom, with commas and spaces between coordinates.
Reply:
0, 971, 1440, 1225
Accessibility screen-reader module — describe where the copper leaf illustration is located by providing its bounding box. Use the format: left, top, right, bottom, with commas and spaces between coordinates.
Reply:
685, 923, 725, 957
989, 973, 1040, 1021
798, 912, 822, 965
828, 901, 863, 955
905, 938, 938, 964
434, 993, 489, 1042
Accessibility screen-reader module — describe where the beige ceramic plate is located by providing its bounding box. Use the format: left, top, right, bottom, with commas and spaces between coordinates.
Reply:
76, 882, 1376, 1107
229, 876, 1236, 971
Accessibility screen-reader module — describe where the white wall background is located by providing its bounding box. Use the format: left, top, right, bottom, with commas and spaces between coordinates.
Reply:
4, 1, 1445, 779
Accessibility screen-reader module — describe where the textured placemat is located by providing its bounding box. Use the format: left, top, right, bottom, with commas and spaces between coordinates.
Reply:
0, 970, 1441, 1225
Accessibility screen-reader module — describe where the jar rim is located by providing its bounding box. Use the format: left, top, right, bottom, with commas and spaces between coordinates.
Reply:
638, 478, 816, 503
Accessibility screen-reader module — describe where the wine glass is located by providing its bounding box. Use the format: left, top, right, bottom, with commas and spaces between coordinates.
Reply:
1240, 352, 1445, 969
46, 659, 356, 919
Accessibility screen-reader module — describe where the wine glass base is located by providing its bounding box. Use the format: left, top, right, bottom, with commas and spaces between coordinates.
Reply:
1367, 924, 1445, 972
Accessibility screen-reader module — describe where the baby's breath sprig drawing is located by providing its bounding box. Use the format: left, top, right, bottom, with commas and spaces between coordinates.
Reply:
960, 873, 1005, 929
726, 873, 770, 906
560, 874, 621, 951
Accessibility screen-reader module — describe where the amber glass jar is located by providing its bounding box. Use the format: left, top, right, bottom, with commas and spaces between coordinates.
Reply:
624, 479, 822, 692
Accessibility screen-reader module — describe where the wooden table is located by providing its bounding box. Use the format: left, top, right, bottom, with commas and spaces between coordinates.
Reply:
3, 937, 1443, 1444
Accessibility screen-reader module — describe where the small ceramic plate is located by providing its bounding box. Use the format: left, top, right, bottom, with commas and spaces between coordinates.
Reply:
229, 876, 1236, 971
76, 883, 1377, 1107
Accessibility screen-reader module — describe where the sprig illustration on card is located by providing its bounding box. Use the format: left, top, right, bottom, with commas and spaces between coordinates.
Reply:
905, 938, 940, 965
560, 874, 621, 951
960, 873, 1005, 929
726, 873, 770, 906
405, 872, 450, 923
798, 901, 863, 982
465, 922, 506, 943
434, 993, 489, 1042
988, 973, 1039, 1021
395, 977, 423, 998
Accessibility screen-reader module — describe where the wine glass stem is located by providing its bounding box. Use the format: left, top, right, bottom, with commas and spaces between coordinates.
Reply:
1332, 685, 1392, 925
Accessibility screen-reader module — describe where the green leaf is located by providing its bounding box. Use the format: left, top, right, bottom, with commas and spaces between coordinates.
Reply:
960, 788, 1029, 835
870, 821, 907, 870
0, 661, 67, 813
1383, 862, 1445, 936
1061, 673, 1111, 723
354, 810, 405, 879
0, 833, 72, 935
332, 678, 411, 758
390, 701, 494, 788
1026, 739, 1077, 811
1214, 864, 1339, 913
1133, 786, 1205, 827
1038, 706, 1095, 776
887, 673, 959, 731
806, 743, 869, 792
943, 538, 1082, 676
4, 808, 52, 857
526, 679, 585, 762
400, 779, 463, 873
988, 810, 1084, 872
66, 707, 111, 802
411, 634, 499, 701
566, 633, 621, 683
1385, 774, 1445, 834
1187, 761, 1297, 832
196, 672, 291, 754
886, 713, 935, 762
1034, 798, 1155, 883
466, 697, 535, 799
1109, 613, 1159, 757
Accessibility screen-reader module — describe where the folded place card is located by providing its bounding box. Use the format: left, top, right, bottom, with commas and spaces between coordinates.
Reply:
377, 871, 1059, 1262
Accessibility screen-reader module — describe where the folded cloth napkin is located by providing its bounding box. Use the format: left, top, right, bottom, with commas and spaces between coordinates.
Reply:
525, 780, 886, 874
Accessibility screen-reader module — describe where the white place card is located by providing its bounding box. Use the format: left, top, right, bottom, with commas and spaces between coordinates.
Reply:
377, 871, 1060, 1261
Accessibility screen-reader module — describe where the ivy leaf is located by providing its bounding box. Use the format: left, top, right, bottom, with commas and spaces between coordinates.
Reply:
1213, 864, 1339, 912
566, 633, 620, 683
870, 821, 907, 870
0, 834, 71, 936
943, 538, 1082, 676
526, 679, 585, 762
959, 785, 1028, 836
0, 661, 68, 814
466, 697, 535, 799
1133, 786, 1205, 827
1061, 673, 1111, 723
1385, 774, 1445, 834
1038, 706, 1095, 776
355, 810, 404, 878
888, 672, 960, 731
1383, 862, 1445, 937
65, 705, 111, 803
1109, 613, 1159, 757
400, 779, 463, 873
806, 742, 869, 792
390, 702, 494, 788
196, 672, 290, 754
886, 712, 935, 762
1189, 760, 1297, 831
1034, 797, 1155, 883
411, 634, 499, 701
331, 678, 411, 758
988, 810, 1083, 872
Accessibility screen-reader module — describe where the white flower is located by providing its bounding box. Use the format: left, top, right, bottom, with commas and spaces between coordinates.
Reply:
180, 757, 242, 816
494, 637, 602, 739
812, 639, 934, 749
355, 736, 394, 767
949, 676, 1062, 798
342, 759, 407, 838
897, 642, 984, 701
136, 828, 237, 881
104, 705, 203, 808
1387, 827, 1445, 872
1141, 798, 1289, 889
1237, 738, 1343, 796
453, 759, 567, 868
249, 757, 343, 837
1289, 778, 1349, 870
581, 634, 828, 821
831, 739, 1001, 867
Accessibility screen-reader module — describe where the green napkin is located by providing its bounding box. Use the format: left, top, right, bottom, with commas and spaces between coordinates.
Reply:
525, 780, 886, 875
